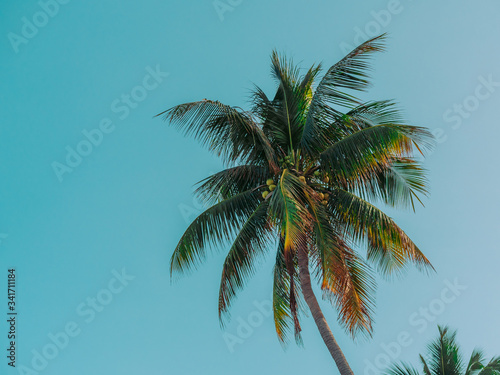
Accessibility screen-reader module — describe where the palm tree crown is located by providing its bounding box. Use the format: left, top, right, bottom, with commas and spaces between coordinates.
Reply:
159, 34, 434, 374
388, 326, 500, 375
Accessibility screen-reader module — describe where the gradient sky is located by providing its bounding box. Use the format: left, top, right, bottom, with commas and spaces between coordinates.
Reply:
1, 1, 499, 374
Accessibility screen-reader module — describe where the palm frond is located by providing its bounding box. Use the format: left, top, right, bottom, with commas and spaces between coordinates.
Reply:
268, 169, 311, 254
421, 354, 432, 375
327, 100, 403, 142
426, 326, 464, 375
157, 100, 277, 170
355, 157, 429, 212
267, 51, 313, 152
328, 189, 433, 275
195, 165, 269, 205
466, 349, 486, 375
306, 193, 375, 336
320, 124, 433, 190
345, 100, 403, 129
170, 189, 262, 278
300, 35, 387, 157
218, 200, 273, 322
272, 236, 304, 345
478, 357, 500, 375
386, 363, 421, 375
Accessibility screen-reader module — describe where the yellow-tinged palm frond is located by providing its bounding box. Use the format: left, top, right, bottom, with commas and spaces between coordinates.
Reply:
328, 189, 433, 276
353, 157, 429, 212
268, 169, 311, 254
306, 196, 376, 337
320, 124, 433, 190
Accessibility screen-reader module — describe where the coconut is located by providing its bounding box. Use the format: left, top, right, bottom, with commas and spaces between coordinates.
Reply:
269, 184, 276, 191
266, 179, 274, 186
262, 191, 269, 199
314, 170, 320, 177
324, 193, 329, 200
319, 193, 325, 200
323, 176, 330, 183
321, 200, 328, 206
299, 176, 306, 183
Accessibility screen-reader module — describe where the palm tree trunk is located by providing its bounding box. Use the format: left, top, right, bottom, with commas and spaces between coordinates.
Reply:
297, 244, 355, 375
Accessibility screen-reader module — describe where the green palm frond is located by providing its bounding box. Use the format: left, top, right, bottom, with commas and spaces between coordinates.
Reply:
195, 165, 269, 205
300, 35, 387, 157
386, 363, 422, 375
426, 326, 464, 375
157, 100, 277, 170
478, 357, 500, 375
466, 349, 486, 375
218, 200, 273, 322
170, 189, 262, 278
355, 157, 429, 211
325, 100, 403, 143
311, 33, 386, 107
272, 236, 304, 345
344, 100, 403, 129
421, 354, 432, 375
267, 51, 312, 151
390, 326, 500, 375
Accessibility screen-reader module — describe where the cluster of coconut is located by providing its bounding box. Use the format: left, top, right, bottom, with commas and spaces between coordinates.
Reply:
278, 155, 294, 167
261, 172, 330, 206
313, 170, 329, 183
262, 179, 276, 199
313, 170, 330, 205
319, 192, 329, 206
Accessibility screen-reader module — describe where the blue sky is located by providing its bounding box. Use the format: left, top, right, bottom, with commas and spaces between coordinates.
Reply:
1, 1, 499, 374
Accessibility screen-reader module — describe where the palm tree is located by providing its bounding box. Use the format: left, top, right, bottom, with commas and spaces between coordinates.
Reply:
387, 326, 500, 375
158, 34, 434, 375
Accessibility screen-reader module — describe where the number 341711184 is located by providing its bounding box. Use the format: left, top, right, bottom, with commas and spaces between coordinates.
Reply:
8, 269, 16, 311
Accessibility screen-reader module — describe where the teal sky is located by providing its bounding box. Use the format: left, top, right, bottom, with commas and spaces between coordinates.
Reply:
1, 1, 499, 374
